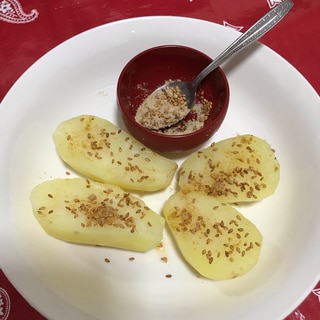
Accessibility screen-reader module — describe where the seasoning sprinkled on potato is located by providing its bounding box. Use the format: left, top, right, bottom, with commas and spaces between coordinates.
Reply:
163, 190, 263, 280
179, 134, 280, 202
30, 178, 165, 252
53, 115, 177, 192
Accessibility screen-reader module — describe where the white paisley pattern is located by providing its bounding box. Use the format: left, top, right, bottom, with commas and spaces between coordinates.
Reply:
0, 288, 10, 320
312, 287, 320, 303
0, 0, 38, 24
222, 0, 286, 32
267, 0, 284, 8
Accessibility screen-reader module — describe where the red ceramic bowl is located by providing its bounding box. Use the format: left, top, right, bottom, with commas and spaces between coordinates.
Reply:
117, 45, 229, 153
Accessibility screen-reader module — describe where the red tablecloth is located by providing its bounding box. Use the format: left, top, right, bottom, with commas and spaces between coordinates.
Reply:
1, 1, 319, 319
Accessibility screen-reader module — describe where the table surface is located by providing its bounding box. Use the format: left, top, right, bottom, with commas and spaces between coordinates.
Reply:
0, 0, 319, 319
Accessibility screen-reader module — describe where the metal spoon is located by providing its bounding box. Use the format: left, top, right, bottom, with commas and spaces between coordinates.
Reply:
145, 0, 293, 129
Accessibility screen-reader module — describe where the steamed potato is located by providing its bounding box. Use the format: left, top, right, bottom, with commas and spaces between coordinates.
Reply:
53, 115, 177, 191
179, 134, 280, 202
30, 178, 164, 252
163, 190, 263, 280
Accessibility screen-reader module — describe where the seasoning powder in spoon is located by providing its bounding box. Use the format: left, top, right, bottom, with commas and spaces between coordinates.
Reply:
135, 85, 189, 130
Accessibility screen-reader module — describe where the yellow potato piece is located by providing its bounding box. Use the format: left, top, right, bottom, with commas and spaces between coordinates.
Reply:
179, 134, 280, 202
30, 178, 164, 252
163, 190, 263, 280
53, 115, 177, 191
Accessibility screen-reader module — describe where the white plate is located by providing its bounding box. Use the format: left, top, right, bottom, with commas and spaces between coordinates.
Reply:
0, 16, 319, 320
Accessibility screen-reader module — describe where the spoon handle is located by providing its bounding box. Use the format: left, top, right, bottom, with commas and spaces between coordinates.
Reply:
192, 0, 294, 88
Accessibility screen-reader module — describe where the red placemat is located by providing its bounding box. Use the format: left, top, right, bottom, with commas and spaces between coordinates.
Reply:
1, 0, 319, 102
1, 1, 319, 319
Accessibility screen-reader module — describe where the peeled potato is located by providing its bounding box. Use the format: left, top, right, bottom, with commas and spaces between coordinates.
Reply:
30, 178, 164, 252
53, 115, 177, 191
179, 134, 280, 202
163, 190, 262, 280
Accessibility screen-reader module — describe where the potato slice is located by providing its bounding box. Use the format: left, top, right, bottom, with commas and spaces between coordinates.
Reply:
163, 190, 262, 280
30, 178, 164, 252
179, 134, 280, 202
53, 115, 177, 191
